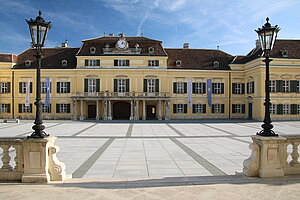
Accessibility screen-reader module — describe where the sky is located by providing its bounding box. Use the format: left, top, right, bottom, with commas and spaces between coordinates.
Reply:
1, 0, 300, 56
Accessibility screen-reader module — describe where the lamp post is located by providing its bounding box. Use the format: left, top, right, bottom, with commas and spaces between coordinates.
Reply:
26, 11, 51, 138
255, 17, 280, 137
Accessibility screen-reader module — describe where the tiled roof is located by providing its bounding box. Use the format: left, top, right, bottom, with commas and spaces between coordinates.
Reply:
14, 47, 79, 69
165, 48, 233, 70
0, 54, 18, 62
77, 36, 167, 56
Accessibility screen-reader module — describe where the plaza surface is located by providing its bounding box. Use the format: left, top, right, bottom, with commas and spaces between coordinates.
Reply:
1, 119, 300, 179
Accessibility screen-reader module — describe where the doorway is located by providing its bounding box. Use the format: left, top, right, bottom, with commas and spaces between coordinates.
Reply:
88, 105, 96, 119
147, 105, 156, 120
248, 103, 253, 119
113, 101, 130, 120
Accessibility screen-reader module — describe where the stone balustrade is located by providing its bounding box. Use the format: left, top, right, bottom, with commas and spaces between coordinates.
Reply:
72, 92, 170, 98
0, 136, 66, 183
243, 135, 300, 178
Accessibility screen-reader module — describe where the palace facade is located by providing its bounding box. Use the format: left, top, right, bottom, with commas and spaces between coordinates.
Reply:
1, 34, 300, 121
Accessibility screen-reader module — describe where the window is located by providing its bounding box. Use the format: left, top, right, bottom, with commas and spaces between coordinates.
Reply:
270, 104, 277, 115
144, 79, 159, 93
213, 61, 219, 67
247, 81, 254, 94
297, 81, 300, 93
25, 60, 32, 67
0, 82, 10, 93
90, 47, 96, 54
41, 82, 51, 94
283, 80, 290, 92
114, 79, 129, 92
0, 104, 10, 113
85, 59, 100, 66
42, 104, 51, 113
18, 104, 32, 113
148, 60, 159, 67
232, 104, 245, 114
192, 82, 206, 94
114, 60, 129, 66
297, 104, 300, 114
148, 47, 154, 53
282, 50, 288, 57
212, 104, 224, 113
173, 104, 187, 114
192, 104, 206, 114
173, 82, 187, 94
176, 60, 182, 67
19, 82, 32, 93
61, 60, 68, 67
56, 104, 70, 113
212, 83, 224, 94
57, 82, 70, 93
269, 80, 276, 92
283, 104, 290, 114
232, 83, 245, 94
84, 78, 100, 93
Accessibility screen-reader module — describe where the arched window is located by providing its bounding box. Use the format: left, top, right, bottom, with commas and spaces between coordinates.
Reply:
176, 60, 182, 67
62, 60, 68, 67
213, 61, 220, 67
148, 47, 154, 53
25, 60, 32, 67
90, 47, 96, 54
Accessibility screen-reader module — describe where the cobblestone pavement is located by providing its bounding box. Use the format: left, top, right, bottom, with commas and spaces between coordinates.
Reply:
1, 119, 300, 179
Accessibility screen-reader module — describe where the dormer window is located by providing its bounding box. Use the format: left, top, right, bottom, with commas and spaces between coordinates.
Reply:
90, 47, 96, 54
62, 60, 68, 67
176, 60, 182, 67
213, 61, 220, 67
148, 47, 154, 53
25, 60, 32, 67
282, 50, 288, 57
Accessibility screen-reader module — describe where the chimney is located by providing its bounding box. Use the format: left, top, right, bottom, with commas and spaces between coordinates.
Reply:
61, 40, 68, 47
109, 33, 114, 37
183, 43, 189, 49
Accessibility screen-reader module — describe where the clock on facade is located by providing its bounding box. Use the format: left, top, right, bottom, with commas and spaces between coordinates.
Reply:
116, 38, 128, 49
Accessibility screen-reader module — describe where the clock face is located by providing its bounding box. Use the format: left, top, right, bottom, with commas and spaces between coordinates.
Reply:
117, 39, 127, 49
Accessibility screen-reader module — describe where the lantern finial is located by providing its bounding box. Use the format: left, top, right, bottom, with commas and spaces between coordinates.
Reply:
38, 10, 42, 16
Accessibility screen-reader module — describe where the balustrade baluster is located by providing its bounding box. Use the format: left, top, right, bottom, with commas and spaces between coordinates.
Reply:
290, 142, 299, 166
0, 144, 12, 171
13, 145, 19, 170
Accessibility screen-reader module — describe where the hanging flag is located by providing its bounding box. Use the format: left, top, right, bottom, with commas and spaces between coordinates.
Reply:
25, 80, 30, 106
44, 78, 51, 107
187, 79, 192, 107
207, 79, 212, 107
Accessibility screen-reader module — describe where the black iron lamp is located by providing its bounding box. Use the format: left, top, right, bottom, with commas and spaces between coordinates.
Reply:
255, 17, 280, 137
26, 10, 51, 138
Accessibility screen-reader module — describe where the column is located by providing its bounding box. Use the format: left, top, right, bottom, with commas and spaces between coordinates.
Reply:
96, 100, 99, 120
72, 100, 77, 120
130, 100, 134, 120
80, 100, 84, 120
103, 100, 108, 120
158, 100, 162, 120
134, 100, 139, 120
108, 100, 112, 120
142, 100, 146, 120
165, 100, 170, 120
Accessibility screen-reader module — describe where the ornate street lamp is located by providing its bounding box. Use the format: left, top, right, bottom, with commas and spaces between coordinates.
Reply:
26, 11, 51, 138
255, 17, 280, 137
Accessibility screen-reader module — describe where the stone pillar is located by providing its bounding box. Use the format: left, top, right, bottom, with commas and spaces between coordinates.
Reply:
103, 100, 108, 120
108, 100, 112, 120
165, 100, 170, 120
158, 100, 162, 120
130, 100, 134, 120
96, 100, 99, 120
80, 100, 84, 120
72, 100, 77, 120
142, 100, 146, 120
134, 100, 139, 120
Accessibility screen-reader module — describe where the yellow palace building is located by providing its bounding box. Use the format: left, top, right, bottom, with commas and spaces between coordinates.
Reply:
0, 34, 300, 121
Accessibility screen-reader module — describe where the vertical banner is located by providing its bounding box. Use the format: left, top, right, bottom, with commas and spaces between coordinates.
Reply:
25, 80, 30, 106
207, 79, 212, 107
187, 79, 192, 107
45, 78, 51, 107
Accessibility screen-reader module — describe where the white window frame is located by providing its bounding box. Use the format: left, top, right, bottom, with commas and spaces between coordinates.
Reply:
176, 104, 184, 114
214, 104, 222, 113
193, 104, 204, 113
248, 82, 254, 94
234, 83, 242, 94
117, 79, 126, 92
283, 80, 290, 92
147, 79, 155, 93
59, 82, 68, 93
297, 81, 300, 92
148, 60, 159, 67
234, 104, 243, 114
214, 83, 222, 94
118, 60, 128, 66
41, 82, 47, 93
21, 104, 31, 113
59, 104, 68, 113
42, 104, 50, 113
88, 60, 98, 66
283, 104, 290, 114
20, 82, 28, 93
195, 83, 204, 94
270, 104, 277, 115
176, 82, 184, 94
270, 80, 276, 92
0, 82, 8, 93
88, 79, 97, 93
0, 104, 8, 113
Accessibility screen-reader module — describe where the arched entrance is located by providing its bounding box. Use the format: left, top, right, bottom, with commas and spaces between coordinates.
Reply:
113, 101, 130, 120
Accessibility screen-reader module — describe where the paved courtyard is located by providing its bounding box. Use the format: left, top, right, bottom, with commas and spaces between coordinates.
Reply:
1, 120, 300, 179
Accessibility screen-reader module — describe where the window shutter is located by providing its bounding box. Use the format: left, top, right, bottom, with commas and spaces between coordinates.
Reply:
126, 60, 129, 66
144, 79, 147, 92
232, 83, 236, 94
251, 82, 255, 93
192, 104, 196, 113
85, 60, 88, 66
19, 82, 22, 93
30, 104, 32, 113
184, 82, 187, 93
242, 104, 246, 113
221, 83, 224, 94
290, 80, 297, 93
114, 60, 118, 66
192, 83, 196, 93
114, 79, 118, 92
49, 82, 52, 93
241, 83, 245, 94
173, 104, 177, 114
56, 82, 60, 93
56, 104, 60, 113
67, 82, 71, 93
155, 60, 159, 66
96, 60, 100, 66
155, 79, 159, 92
247, 82, 249, 94
126, 79, 129, 92
276, 80, 283, 92
291, 104, 297, 114
84, 79, 88, 92
18, 104, 22, 113
221, 104, 225, 113
67, 104, 71, 113
7, 104, 10, 113
7, 82, 10, 93
277, 104, 283, 114
184, 104, 187, 113
203, 104, 206, 113
212, 104, 215, 113
173, 82, 177, 93
232, 104, 236, 113
30, 82, 33, 93
212, 83, 215, 94
96, 79, 100, 92
48, 104, 51, 113
203, 83, 206, 93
